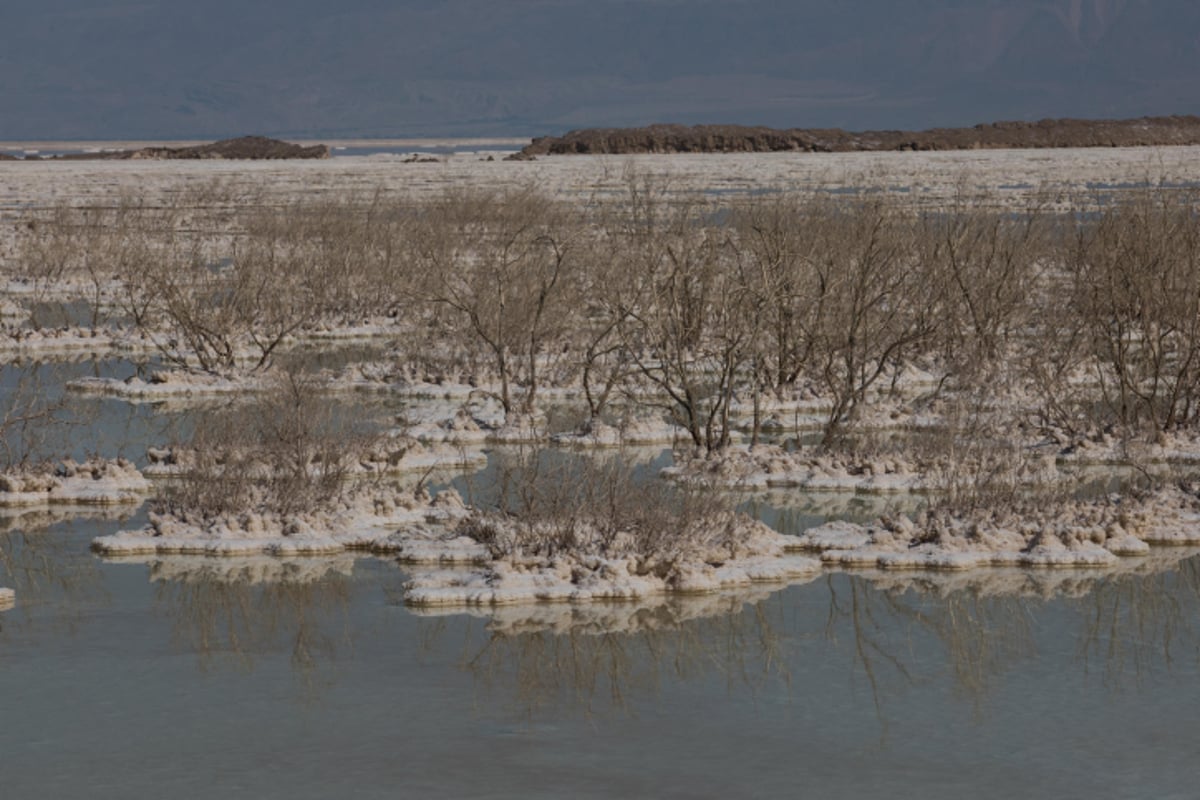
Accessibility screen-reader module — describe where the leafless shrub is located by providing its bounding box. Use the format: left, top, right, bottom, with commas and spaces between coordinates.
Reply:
456, 449, 742, 575
157, 371, 367, 519
606, 181, 749, 453
798, 196, 938, 446
917, 189, 1048, 382
1059, 188, 1200, 436
408, 186, 582, 415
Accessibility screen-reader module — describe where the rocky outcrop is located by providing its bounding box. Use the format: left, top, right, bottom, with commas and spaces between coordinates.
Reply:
32, 136, 330, 161
510, 115, 1200, 158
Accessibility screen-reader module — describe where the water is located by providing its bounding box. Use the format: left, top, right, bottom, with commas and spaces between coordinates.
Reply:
3, 517, 1199, 799
1, 360, 1199, 798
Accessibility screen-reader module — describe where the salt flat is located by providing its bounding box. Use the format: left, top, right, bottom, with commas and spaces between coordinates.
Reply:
1, 144, 1198, 214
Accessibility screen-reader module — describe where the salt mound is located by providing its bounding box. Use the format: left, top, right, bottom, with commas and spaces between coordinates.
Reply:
0, 458, 149, 507
795, 486, 1200, 571
402, 517, 821, 607
92, 486, 471, 558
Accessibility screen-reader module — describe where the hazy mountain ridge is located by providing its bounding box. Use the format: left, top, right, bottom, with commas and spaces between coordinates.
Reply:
1, 0, 1196, 139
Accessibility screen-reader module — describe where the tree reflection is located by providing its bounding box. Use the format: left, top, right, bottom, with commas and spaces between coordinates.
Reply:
0, 510, 122, 632
417, 589, 798, 718
1076, 552, 1200, 687
418, 552, 1200, 726
149, 555, 357, 700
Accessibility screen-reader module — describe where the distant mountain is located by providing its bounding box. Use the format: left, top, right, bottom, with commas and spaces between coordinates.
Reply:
1, 0, 1197, 139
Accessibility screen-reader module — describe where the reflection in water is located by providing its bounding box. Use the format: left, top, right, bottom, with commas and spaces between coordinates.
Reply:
147, 555, 358, 700
92, 542, 1200, 728
409, 553, 1200, 723
0, 510, 126, 629
824, 573, 1036, 727
1077, 555, 1200, 688
419, 590, 796, 718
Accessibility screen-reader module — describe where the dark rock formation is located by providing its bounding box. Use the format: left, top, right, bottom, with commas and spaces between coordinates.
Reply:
0, 153, 17, 161
29, 136, 330, 161
510, 116, 1200, 158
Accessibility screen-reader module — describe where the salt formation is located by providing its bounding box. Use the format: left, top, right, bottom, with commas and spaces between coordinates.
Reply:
666, 444, 1061, 493
402, 515, 821, 607
92, 486, 471, 558
0, 458, 149, 507
794, 487, 1200, 570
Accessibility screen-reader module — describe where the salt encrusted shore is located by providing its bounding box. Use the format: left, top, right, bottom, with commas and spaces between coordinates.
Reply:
68, 371, 268, 400
664, 444, 1061, 493
0, 325, 160, 359
0, 458, 150, 507
142, 435, 487, 480
92, 488, 473, 559
793, 487, 1200, 571
401, 518, 823, 607
549, 416, 683, 447
0, 587, 14, 608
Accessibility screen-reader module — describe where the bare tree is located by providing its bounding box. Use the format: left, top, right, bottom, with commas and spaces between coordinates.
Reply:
410, 187, 580, 416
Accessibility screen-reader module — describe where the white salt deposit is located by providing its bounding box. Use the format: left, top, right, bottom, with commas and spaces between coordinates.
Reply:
0, 459, 149, 507
92, 486, 470, 558
5, 146, 1200, 215
549, 415, 681, 447
67, 371, 268, 401
794, 487, 1200, 571
666, 444, 1063, 493
402, 518, 821, 607
0, 326, 158, 359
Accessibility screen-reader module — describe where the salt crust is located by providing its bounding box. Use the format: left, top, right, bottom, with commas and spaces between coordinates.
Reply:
68, 371, 267, 400
91, 487, 475, 559
0, 325, 158, 358
142, 436, 486, 480
549, 416, 682, 447
665, 444, 1061, 493
794, 487, 1200, 571
0, 458, 149, 507
402, 518, 822, 607
4, 147, 1197, 215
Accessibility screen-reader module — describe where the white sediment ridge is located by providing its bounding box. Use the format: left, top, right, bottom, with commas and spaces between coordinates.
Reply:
794, 486, 1200, 571
92, 487, 473, 558
0, 458, 150, 507
142, 435, 486, 480
68, 370, 269, 400
401, 518, 823, 607
0, 325, 160, 358
664, 444, 1062, 493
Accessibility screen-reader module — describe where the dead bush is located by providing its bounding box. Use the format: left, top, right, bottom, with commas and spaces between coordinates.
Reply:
456, 449, 743, 574
156, 371, 368, 520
